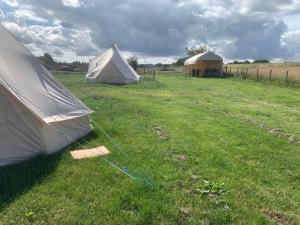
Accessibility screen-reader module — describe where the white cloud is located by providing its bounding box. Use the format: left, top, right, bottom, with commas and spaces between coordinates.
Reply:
1, 0, 19, 7
281, 30, 300, 59
5, 8, 48, 24
0, 9, 5, 21
282, 30, 300, 47
61, 0, 80, 8
3, 20, 99, 62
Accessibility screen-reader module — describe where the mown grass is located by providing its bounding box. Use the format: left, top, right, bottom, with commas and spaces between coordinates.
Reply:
0, 72, 299, 225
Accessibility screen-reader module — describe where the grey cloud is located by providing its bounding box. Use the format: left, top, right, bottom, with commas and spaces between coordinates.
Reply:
1, 0, 300, 61
60, 21, 73, 28
220, 15, 288, 59
24, 0, 200, 56
239, 0, 294, 13
52, 48, 63, 56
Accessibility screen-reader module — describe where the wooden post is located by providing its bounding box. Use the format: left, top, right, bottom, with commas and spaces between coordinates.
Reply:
236, 67, 239, 77
153, 69, 156, 80
256, 68, 259, 81
269, 69, 272, 81
225, 66, 228, 74
245, 68, 248, 79
229, 67, 231, 74
285, 70, 289, 85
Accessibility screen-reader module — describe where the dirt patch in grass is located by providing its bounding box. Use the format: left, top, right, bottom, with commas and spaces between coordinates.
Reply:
238, 116, 300, 144
173, 155, 187, 162
177, 207, 192, 225
193, 101, 300, 145
152, 124, 169, 141
263, 210, 295, 225
210, 106, 300, 145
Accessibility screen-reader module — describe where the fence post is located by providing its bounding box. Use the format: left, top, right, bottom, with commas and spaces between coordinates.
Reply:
245, 68, 248, 79
229, 67, 231, 74
237, 67, 239, 77
256, 68, 259, 81
285, 70, 289, 85
153, 69, 156, 80
225, 66, 228, 74
269, 69, 272, 81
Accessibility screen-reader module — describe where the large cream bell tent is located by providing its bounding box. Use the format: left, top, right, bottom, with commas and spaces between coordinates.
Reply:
86, 44, 140, 84
0, 24, 93, 166
184, 51, 223, 77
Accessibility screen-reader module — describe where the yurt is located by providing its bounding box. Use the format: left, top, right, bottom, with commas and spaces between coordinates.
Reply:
184, 51, 223, 77
86, 44, 140, 84
0, 24, 93, 166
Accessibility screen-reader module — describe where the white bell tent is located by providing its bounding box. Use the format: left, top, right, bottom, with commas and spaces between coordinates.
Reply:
0, 24, 93, 166
86, 44, 140, 84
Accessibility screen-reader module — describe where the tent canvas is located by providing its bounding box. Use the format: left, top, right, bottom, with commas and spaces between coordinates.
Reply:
0, 24, 93, 166
86, 44, 140, 84
184, 51, 223, 65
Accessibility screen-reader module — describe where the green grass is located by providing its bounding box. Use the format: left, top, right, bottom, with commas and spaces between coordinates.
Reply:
1, 72, 299, 225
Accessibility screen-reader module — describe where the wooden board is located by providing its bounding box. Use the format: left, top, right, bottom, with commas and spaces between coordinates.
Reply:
70, 146, 110, 159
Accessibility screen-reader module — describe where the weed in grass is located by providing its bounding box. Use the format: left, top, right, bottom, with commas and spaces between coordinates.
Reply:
25, 211, 35, 222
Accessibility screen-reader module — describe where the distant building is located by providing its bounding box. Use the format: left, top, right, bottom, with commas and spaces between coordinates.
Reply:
184, 51, 223, 77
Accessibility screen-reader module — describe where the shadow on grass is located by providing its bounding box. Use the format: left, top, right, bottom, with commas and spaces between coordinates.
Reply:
0, 152, 63, 212
0, 131, 99, 212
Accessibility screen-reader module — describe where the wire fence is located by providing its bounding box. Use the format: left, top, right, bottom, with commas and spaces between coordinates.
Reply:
224, 64, 300, 86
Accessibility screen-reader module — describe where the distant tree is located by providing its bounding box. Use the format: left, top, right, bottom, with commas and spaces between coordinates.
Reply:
155, 63, 163, 67
160, 64, 174, 71
186, 45, 209, 57
127, 56, 138, 71
41, 53, 55, 64
175, 57, 189, 66
253, 59, 270, 64
38, 53, 56, 70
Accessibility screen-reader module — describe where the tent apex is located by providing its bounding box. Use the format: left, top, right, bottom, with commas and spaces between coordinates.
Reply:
111, 43, 118, 50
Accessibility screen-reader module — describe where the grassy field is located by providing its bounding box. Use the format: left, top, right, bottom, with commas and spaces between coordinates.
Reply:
0, 73, 300, 225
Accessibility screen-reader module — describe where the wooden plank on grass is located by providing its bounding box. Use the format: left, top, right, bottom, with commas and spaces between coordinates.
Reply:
70, 146, 110, 159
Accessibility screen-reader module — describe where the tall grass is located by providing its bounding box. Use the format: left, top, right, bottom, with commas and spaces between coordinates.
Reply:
225, 63, 300, 85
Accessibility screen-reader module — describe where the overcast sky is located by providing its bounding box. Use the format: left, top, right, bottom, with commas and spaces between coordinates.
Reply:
0, 0, 300, 63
